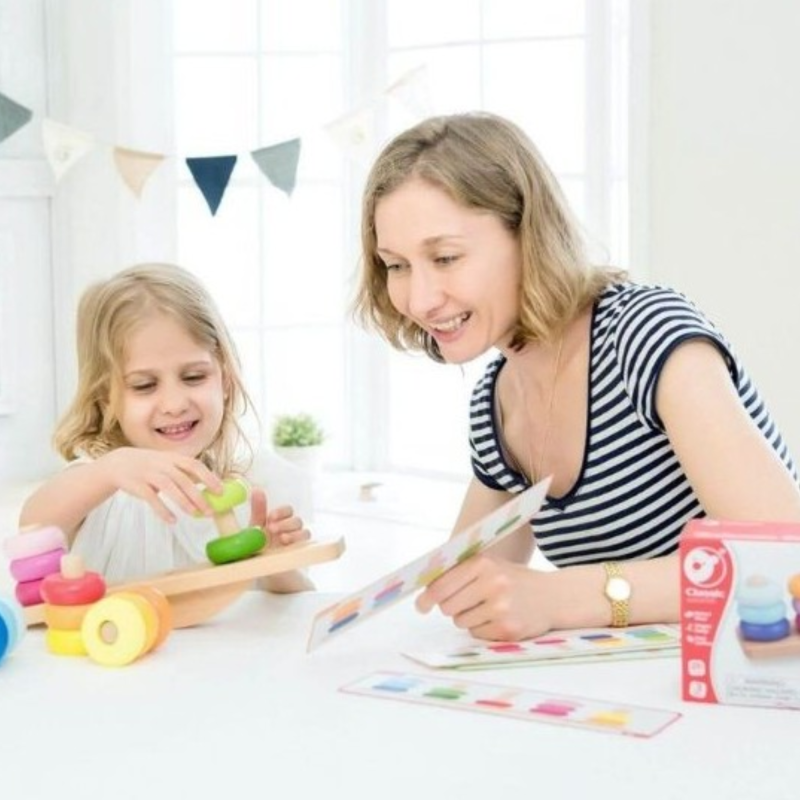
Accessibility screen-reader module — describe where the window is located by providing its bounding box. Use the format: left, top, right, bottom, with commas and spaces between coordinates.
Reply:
172, 0, 631, 478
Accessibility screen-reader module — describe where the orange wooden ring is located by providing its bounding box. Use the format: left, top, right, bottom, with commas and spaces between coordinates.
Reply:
43, 602, 93, 631
123, 586, 173, 650
787, 574, 800, 599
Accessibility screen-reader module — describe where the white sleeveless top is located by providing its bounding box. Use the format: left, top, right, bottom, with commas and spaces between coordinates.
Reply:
70, 450, 313, 583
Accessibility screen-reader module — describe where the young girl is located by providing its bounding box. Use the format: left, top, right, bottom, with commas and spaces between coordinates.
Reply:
355, 111, 800, 640
20, 263, 313, 591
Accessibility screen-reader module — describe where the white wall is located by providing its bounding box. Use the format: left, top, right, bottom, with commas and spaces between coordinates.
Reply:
646, 0, 800, 453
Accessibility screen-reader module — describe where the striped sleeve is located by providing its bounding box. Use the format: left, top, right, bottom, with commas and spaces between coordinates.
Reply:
614, 288, 739, 431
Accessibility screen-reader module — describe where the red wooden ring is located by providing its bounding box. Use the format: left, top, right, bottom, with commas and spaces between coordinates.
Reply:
40, 571, 106, 606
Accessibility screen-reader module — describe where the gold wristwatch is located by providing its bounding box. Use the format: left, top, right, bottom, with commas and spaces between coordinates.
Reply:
602, 561, 631, 627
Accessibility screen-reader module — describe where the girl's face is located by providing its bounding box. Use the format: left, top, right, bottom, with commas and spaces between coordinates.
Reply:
374, 177, 522, 364
116, 313, 225, 457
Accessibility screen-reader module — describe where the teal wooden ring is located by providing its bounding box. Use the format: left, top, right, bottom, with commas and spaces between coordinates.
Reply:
206, 526, 267, 565
737, 601, 787, 625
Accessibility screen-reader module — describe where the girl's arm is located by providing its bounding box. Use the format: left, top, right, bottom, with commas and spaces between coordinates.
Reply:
19, 448, 223, 543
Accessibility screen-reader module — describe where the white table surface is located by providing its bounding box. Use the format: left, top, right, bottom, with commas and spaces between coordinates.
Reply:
2, 591, 797, 800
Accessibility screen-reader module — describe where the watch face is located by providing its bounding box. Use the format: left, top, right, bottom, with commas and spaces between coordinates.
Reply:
606, 576, 631, 601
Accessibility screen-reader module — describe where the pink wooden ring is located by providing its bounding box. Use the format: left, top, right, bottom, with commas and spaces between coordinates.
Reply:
40, 571, 106, 606
15, 578, 46, 607
2, 526, 67, 561
9, 547, 66, 582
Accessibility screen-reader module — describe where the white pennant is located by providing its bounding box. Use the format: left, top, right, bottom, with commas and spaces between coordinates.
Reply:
42, 119, 96, 182
385, 64, 434, 118
324, 104, 381, 163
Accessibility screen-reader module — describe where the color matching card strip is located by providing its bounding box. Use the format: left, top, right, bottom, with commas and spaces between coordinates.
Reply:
341, 671, 681, 738
403, 624, 681, 670
307, 478, 550, 651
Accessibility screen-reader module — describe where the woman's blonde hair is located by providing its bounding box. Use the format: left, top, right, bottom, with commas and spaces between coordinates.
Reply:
354, 111, 626, 360
54, 263, 253, 475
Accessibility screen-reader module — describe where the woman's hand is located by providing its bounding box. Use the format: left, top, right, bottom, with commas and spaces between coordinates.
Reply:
103, 447, 224, 523
416, 554, 554, 641
249, 487, 311, 547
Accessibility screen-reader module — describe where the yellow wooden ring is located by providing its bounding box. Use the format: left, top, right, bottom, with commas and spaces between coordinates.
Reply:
123, 586, 173, 650
111, 592, 160, 654
46, 627, 87, 657
44, 602, 93, 631
81, 595, 153, 667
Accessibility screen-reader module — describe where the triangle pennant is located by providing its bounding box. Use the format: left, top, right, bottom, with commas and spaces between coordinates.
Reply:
113, 146, 166, 198
385, 65, 434, 118
185, 154, 238, 215
251, 138, 301, 196
0, 92, 33, 144
42, 119, 96, 182
324, 105, 380, 163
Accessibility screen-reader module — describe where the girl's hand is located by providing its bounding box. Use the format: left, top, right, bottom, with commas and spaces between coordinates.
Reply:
102, 447, 224, 524
249, 487, 311, 547
415, 554, 554, 641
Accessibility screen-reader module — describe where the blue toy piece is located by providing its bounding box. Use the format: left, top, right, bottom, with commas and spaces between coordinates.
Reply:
0, 594, 26, 664
739, 617, 791, 642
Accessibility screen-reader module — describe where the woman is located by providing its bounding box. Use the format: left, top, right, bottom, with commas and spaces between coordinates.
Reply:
354, 111, 800, 641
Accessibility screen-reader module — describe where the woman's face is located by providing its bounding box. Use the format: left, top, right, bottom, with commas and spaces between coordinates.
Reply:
374, 177, 522, 364
115, 313, 226, 457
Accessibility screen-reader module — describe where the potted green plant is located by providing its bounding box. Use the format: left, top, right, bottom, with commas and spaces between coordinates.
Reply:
271, 413, 325, 473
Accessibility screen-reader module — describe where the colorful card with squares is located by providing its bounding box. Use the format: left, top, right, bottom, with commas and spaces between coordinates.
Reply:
342, 671, 682, 738
307, 478, 550, 651
403, 624, 681, 670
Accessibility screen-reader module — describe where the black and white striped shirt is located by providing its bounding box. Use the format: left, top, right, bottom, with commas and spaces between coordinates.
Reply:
469, 283, 797, 567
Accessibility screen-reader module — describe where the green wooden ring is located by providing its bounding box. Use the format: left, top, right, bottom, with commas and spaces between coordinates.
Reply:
206, 527, 268, 565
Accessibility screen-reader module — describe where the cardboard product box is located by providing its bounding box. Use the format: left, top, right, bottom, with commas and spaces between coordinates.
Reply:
679, 519, 800, 710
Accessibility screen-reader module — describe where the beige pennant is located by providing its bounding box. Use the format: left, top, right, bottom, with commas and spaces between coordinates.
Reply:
113, 147, 166, 197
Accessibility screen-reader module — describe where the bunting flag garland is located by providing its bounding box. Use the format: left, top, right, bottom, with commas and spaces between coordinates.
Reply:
251, 137, 301, 197
0, 91, 33, 144
0, 64, 433, 211
113, 146, 166, 197
185, 154, 238, 215
42, 119, 96, 182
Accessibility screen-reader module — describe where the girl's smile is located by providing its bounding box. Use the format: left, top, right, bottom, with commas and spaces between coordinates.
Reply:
118, 313, 225, 457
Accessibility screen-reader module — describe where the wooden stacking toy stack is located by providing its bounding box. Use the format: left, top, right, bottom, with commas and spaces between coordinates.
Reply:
736, 574, 791, 643
41, 554, 107, 656
204, 478, 268, 564
0, 594, 26, 665
3, 525, 68, 608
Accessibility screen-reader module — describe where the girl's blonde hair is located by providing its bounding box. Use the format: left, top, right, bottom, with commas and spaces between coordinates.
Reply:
54, 263, 253, 475
354, 111, 626, 360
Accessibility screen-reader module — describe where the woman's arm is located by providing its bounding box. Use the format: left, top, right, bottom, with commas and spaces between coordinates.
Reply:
657, 339, 800, 522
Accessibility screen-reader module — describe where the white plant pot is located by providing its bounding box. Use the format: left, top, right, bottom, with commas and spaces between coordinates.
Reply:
274, 445, 324, 476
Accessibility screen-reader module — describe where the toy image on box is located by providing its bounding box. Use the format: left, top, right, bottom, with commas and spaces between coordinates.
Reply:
680, 519, 800, 710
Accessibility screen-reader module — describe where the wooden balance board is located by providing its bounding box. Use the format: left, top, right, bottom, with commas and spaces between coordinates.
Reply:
23, 537, 345, 630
